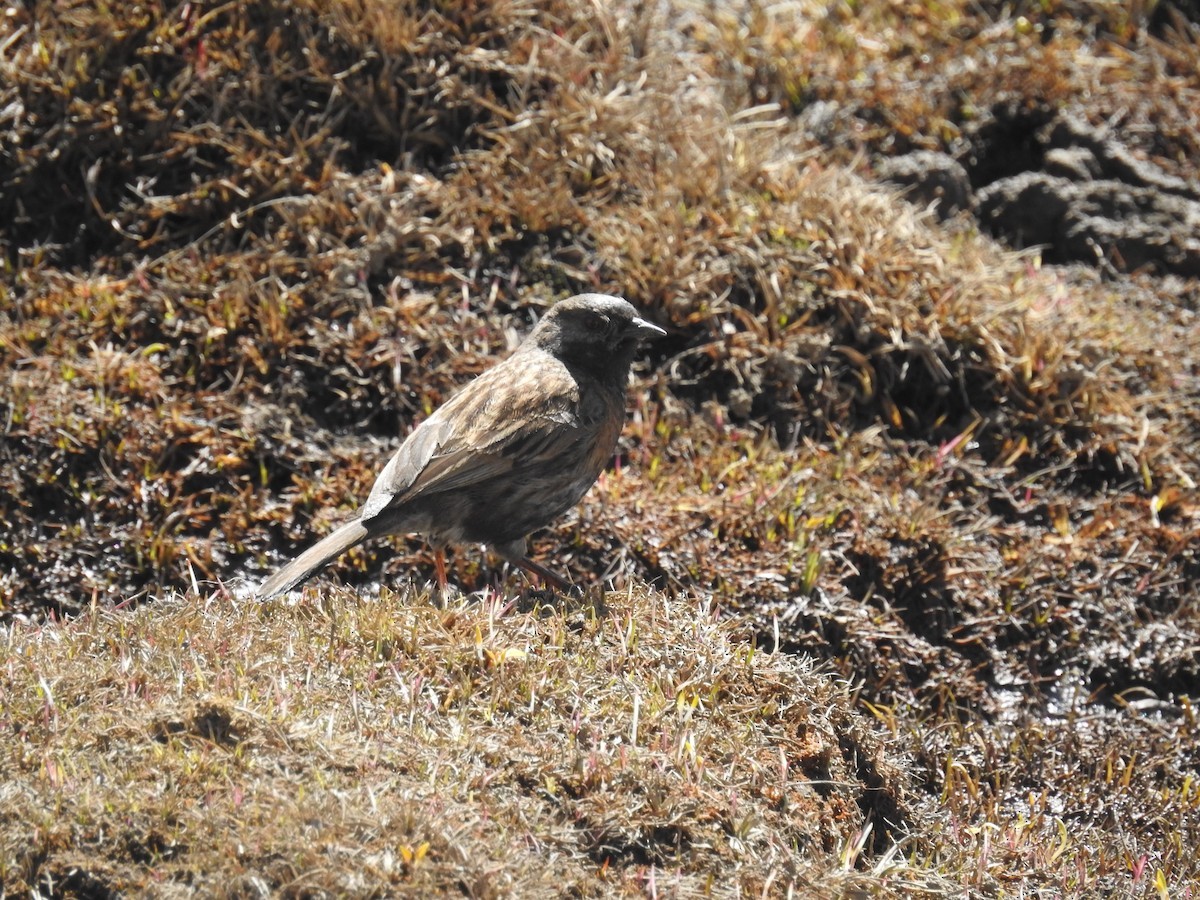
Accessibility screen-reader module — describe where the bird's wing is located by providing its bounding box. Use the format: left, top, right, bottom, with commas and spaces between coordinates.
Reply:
361, 356, 586, 519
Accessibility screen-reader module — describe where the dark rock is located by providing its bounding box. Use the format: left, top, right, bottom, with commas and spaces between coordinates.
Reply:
977, 172, 1200, 274
1044, 114, 1198, 199
957, 105, 1200, 274
875, 151, 975, 219
975, 172, 1071, 247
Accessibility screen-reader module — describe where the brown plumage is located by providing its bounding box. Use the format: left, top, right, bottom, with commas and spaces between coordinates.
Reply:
255, 293, 665, 600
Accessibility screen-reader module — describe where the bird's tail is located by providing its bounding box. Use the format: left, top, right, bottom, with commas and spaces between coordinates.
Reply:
255, 519, 370, 601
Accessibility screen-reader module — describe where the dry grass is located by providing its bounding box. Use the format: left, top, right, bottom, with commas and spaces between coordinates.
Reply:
0, 585, 940, 896
2, 0, 1199, 895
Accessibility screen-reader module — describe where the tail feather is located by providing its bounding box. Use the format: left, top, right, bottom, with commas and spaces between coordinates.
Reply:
256, 519, 371, 601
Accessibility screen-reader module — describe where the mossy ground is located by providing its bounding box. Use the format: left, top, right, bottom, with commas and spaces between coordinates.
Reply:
2, 0, 1198, 895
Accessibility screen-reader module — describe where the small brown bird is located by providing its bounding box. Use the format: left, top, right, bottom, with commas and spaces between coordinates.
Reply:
256, 293, 665, 600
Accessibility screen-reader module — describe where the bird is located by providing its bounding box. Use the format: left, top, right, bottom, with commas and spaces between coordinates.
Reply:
255, 293, 665, 601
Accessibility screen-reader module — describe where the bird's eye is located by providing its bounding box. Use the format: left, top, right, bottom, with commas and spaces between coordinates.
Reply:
587, 313, 610, 333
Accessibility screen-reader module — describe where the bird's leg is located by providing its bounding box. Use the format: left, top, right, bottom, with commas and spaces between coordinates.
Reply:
434, 548, 448, 589
513, 555, 578, 595
434, 547, 448, 607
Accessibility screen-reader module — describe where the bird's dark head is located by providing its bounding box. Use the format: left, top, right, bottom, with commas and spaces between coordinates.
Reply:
526, 294, 665, 379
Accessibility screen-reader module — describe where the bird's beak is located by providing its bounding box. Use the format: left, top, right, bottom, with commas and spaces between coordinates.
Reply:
631, 317, 667, 341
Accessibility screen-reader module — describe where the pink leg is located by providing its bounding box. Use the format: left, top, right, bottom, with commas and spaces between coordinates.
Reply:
435, 548, 448, 591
